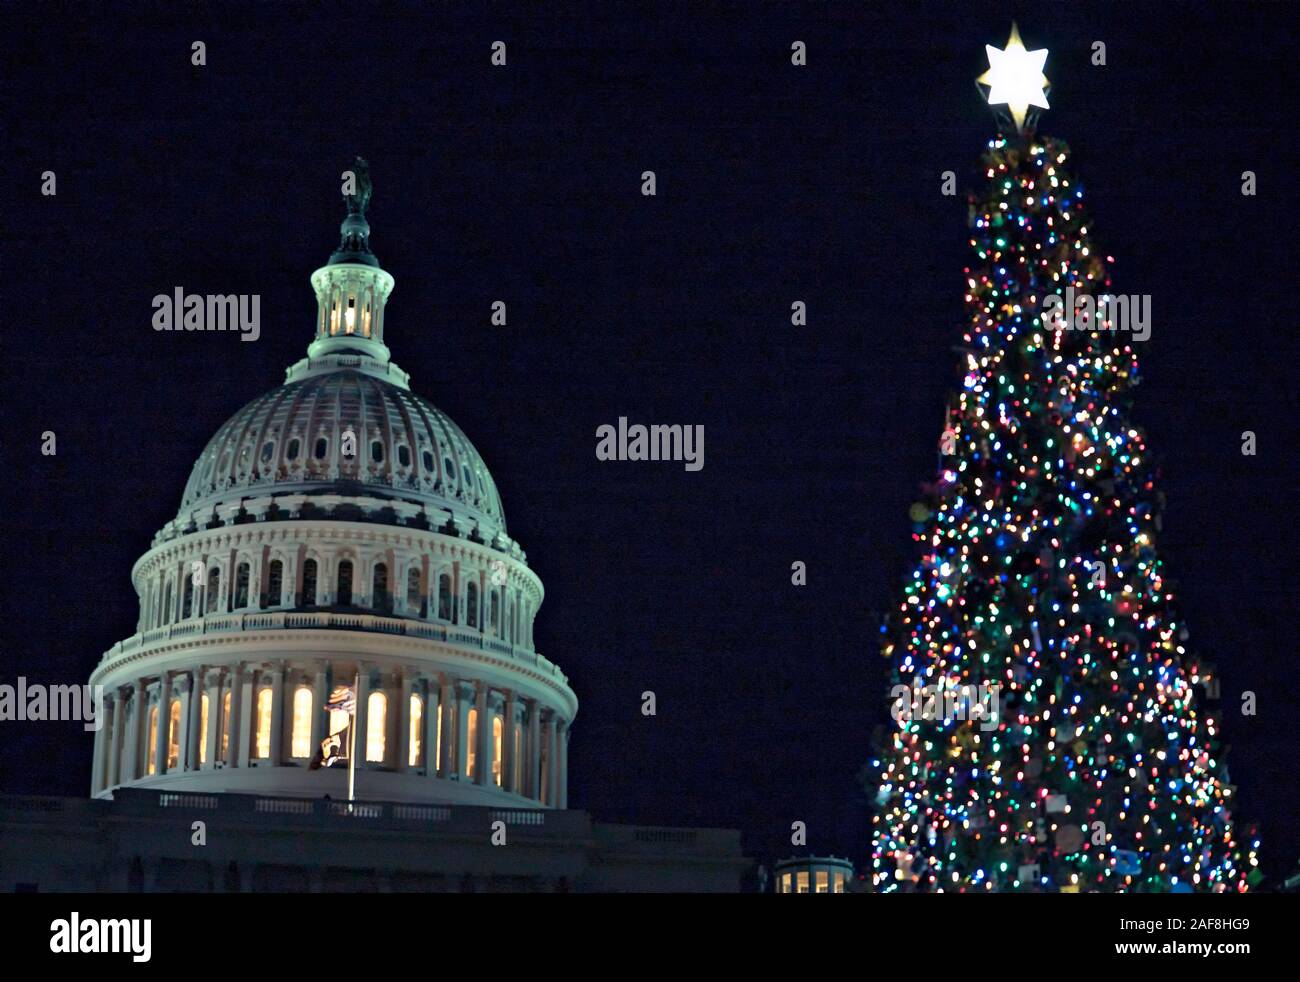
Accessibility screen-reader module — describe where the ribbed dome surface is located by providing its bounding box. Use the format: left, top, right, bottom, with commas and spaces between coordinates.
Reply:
178, 370, 505, 531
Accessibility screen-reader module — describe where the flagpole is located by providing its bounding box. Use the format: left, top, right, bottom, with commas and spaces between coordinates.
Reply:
347, 671, 359, 814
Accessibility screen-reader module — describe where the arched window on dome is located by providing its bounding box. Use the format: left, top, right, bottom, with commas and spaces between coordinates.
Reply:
199, 693, 209, 765
490, 593, 500, 635
206, 568, 221, 614
314, 437, 329, 460
422, 449, 434, 472
233, 562, 250, 610
370, 440, 384, 465
408, 693, 422, 768
466, 582, 478, 629
406, 567, 423, 617
397, 445, 411, 468
167, 697, 181, 770
437, 573, 452, 621
336, 560, 354, 606
162, 581, 173, 626
220, 690, 231, 761
492, 714, 503, 787
372, 562, 391, 614
266, 560, 283, 608
146, 704, 159, 776
182, 575, 194, 619
466, 708, 478, 780
286, 437, 300, 462
291, 687, 312, 759
255, 688, 272, 760
366, 691, 387, 763
344, 294, 357, 335
301, 559, 318, 607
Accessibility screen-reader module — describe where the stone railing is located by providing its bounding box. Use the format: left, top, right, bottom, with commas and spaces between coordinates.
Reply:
98, 610, 563, 683
109, 788, 577, 835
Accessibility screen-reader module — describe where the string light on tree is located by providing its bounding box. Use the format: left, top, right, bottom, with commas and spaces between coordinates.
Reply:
869, 24, 1259, 894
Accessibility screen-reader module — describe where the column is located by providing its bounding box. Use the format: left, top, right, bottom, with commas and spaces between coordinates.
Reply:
502, 691, 517, 794
310, 663, 327, 753
203, 669, 222, 769
420, 555, 430, 619
233, 666, 252, 768
557, 720, 568, 809
355, 665, 371, 768
398, 671, 414, 773
108, 690, 125, 788
268, 662, 285, 765
90, 697, 109, 794
455, 682, 473, 779
527, 700, 541, 801
173, 562, 186, 622
438, 678, 454, 777
185, 669, 203, 769
474, 683, 490, 786
175, 673, 194, 771
544, 713, 558, 807
154, 674, 171, 776
423, 678, 438, 777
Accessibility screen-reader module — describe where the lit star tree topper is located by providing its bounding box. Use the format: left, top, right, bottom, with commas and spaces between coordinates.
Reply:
976, 22, 1050, 133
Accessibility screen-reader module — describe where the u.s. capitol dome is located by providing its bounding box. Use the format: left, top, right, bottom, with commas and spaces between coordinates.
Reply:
88, 166, 576, 808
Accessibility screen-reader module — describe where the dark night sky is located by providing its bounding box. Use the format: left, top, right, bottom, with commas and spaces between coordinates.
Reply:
2, 2, 1297, 881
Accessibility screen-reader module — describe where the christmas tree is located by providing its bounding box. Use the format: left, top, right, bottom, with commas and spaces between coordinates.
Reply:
869, 26, 1259, 893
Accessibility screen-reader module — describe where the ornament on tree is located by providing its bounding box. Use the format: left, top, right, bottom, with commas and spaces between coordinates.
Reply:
1055, 824, 1085, 853
1113, 850, 1142, 876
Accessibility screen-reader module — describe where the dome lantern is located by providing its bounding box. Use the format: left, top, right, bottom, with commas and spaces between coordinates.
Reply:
291, 157, 403, 387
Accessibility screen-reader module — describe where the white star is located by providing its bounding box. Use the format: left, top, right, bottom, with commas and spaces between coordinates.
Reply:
977, 23, 1050, 132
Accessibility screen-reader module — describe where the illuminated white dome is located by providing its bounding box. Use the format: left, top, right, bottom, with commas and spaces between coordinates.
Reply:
89, 162, 575, 809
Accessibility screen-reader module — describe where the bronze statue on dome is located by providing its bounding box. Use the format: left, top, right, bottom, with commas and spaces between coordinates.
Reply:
345, 156, 372, 217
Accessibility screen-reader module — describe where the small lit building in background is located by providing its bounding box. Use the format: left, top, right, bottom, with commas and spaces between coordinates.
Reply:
774, 855, 854, 893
